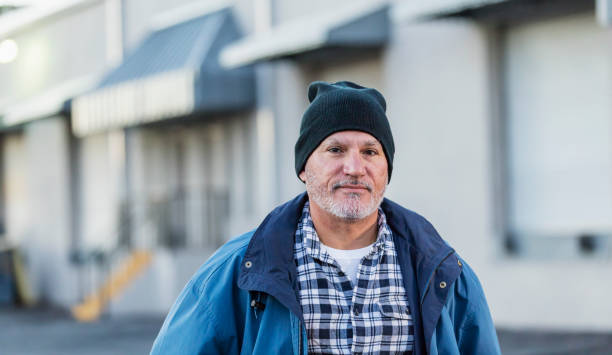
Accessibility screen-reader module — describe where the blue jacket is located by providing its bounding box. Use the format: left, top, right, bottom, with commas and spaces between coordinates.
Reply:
151, 193, 501, 354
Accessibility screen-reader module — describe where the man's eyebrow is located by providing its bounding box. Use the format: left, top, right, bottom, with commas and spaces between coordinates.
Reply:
323, 139, 344, 146
322, 139, 381, 147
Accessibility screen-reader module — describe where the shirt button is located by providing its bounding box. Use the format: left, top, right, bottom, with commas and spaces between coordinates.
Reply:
439, 281, 447, 289
457, 259, 462, 267
353, 308, 359, 316
245, 261, 253, 268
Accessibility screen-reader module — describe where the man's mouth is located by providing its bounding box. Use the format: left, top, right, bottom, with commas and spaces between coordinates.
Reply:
332, 181, 372, 192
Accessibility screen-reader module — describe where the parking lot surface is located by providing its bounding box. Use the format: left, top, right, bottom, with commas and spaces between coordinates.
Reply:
1, 307, 611, 354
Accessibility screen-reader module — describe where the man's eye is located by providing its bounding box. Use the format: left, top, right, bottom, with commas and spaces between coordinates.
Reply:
328, 147, 342, 153
364, 149, 378, 156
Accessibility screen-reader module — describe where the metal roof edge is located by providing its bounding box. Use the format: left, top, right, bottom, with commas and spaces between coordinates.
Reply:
1, 73, 102, 126
219, 0, 389, 69
391, 0, 509, 24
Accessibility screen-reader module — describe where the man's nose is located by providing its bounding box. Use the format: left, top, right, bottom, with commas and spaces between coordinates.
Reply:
342, 150, 366, 176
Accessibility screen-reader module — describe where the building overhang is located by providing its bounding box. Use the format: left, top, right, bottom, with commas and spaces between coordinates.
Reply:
393, 0, 509, 22
0, 74, 100, 129
220, 1, 390, 69
71, 6, 254, 137
394, 0, 598, 25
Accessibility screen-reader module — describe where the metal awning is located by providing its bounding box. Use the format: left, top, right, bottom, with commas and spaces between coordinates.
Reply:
394, 0, 596, 24
220, 1, 390, 69
393, 0, 509, 22
71, 7, 254, 137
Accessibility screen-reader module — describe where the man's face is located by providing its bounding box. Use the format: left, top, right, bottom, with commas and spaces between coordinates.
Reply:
299, 130, 388, 221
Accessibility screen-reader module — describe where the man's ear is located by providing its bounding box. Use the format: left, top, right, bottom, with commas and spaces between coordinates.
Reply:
298, 170, 306, 183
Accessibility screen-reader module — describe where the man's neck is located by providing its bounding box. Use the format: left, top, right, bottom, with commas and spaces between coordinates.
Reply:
308, 201, 379, 250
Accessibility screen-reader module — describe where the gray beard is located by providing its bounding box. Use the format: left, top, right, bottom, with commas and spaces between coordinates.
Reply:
304, 170, 385, 222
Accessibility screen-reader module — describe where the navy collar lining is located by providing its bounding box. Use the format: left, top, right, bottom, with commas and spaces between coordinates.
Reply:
237, 192, 455, 321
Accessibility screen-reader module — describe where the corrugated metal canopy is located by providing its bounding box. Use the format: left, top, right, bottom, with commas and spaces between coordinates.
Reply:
393, 0, 509, 22
71, 6, 254, 137
220, 1, 390, 69
97, 14, 221, 88
394, 0, 596, 24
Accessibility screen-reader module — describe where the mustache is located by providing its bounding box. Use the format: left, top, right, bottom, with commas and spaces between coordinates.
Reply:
332, 180, 372, 192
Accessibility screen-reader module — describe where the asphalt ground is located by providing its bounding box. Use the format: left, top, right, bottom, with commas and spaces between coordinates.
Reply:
498, 329, 612, 355
0, 307, 163, 355
1, 307, 611, 354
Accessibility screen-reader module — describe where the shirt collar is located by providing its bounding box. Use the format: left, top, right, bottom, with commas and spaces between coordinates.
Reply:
298, 200, 394, 262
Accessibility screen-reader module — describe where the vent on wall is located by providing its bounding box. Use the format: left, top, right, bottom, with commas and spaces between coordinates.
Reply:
503, 232, 611, 260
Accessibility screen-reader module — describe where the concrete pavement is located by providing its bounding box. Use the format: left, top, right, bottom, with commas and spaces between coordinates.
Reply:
0, 307, 163, 355
1, 307, 612, 354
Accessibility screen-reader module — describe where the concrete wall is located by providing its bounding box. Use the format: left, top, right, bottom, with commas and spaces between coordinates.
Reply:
485, 13, 612, 331
504, 13, 612, 237
3, 132, 28, 245
0, 1, 107, 105
78, 131, 123, 251
25, 117, 76, 306
270, 63, 309, 202
0, 0, 120, 305
3, 117, 77, 306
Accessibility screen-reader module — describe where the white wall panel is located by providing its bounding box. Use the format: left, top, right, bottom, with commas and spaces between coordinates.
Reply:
3, 133, 29, 245
505, 13, 612, 236
24, 117, 76, 306
79, 132, 121, 250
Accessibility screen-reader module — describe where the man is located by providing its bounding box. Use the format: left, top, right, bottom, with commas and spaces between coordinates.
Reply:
150, 81, 501, 354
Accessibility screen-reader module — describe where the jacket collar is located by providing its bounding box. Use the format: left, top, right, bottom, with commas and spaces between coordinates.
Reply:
381, 197, 461, 354
237, 192, 458, 327
237, 193, 308, 320
379, 198, 457, 301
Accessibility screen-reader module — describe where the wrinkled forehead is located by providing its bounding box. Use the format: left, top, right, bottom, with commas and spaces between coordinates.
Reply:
318, 130, 383, 149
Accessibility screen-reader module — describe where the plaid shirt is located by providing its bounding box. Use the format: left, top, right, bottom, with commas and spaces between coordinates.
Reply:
294, 202, 414, 354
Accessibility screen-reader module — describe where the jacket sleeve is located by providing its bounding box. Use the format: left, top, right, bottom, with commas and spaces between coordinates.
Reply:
431, 259, 502, 355
149, 278, 228, 354
150, 237, 251, 355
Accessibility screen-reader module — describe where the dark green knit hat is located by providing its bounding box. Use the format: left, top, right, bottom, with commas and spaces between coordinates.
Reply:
294, 81, 395, 182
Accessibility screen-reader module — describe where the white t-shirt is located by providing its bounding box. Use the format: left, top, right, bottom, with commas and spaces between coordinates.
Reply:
320, 242, 375, 286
